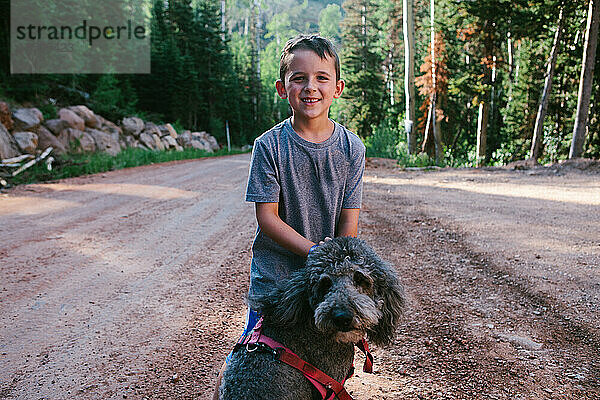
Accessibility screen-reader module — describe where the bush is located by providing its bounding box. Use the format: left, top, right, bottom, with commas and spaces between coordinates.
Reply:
363, 116, 442, 168
395, 142, 439, 167
364, 117, 402, 159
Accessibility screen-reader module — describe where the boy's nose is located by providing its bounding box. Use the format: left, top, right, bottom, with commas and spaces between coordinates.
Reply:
304, 78, 317, 92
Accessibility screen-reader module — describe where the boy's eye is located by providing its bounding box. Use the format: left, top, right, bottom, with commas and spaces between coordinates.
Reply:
318, 76, 329, 80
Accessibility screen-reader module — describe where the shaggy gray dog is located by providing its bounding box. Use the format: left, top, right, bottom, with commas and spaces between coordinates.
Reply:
220, 236, 406, 400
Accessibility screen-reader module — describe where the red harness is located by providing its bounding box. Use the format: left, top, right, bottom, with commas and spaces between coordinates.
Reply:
236, 318, 374, 400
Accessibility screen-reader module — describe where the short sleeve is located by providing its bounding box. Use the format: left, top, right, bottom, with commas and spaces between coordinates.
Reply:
245, 139, 281, 203
342, 142, 365, 208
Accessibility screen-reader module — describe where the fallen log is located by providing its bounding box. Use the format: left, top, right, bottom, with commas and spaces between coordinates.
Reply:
11, 147, 53, 177
402, 166, 443, 171
1, 154, 34, 165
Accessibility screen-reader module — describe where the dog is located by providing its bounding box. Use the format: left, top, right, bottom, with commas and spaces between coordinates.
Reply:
219, 236, 406, 400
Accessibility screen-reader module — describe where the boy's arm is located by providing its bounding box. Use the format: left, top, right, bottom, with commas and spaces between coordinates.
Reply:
255, 202, 315, 257
336, 208, 360, 237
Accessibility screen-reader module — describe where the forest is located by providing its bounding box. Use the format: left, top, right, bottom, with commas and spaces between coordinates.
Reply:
0, 0, 598, 167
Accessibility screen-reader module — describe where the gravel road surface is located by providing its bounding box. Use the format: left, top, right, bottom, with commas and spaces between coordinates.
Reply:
1, 153, 598, 399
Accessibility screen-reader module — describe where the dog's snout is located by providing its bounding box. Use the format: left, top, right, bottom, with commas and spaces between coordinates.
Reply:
332, 309, 353, 331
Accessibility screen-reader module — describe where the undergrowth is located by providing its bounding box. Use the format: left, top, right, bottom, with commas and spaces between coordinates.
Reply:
6, 147, 248, 186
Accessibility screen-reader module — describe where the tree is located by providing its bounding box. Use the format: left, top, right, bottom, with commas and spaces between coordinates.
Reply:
341, 0, 386, 138
530, 5, 565, 162
416, 32, 448, 161
319, 4, 342, 46
570, 0, 599, 158
403, 0, 417, 154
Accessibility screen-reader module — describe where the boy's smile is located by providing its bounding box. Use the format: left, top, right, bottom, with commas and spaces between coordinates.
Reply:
276, 49, 344, 135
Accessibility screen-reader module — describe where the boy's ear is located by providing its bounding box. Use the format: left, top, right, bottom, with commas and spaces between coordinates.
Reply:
276, 80, 287, 99
334, 79, 345, 99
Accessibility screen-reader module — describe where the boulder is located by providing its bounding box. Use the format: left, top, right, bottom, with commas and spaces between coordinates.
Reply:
12, 108, 43, 131
176, 130, 193, 148
13, 131, 39, 154
191, 131, 219, 151
163, 135, 178, 149
45, 119, 71, 135
68, 105, 101, 128
0, 122, 21, 159
100, 118, 122, 137
205, 135, 219, 151
121, 117, 144, 137
159, 123, 178, 138
0, 102, 13, 131
86, 128, 121, 156
36, 125, 67, 155
58, 108, 85, 131
138, 132, 155, 150
152, 134, 165, 151
144, 122, 161, 137
58, 128, 96, 153
161, 137, 172, 149
166, 123, 178, 138
190, 139, 212, 152
124, 136, 138, 148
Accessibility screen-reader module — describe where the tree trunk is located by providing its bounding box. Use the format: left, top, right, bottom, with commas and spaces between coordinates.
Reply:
570, 0, 599, 158
530, 5, 565, 162
250, 0, 261, 123
421, 105, 434, 157
434, 117, 443, 162
403, 0, 417, 154
476, 101, 489, 167
430, 0, 442, 163
221, 0, 226, 41
507, 31, 515, 80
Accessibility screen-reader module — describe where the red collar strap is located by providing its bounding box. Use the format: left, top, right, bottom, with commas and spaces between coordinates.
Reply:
236, 318, 374, 400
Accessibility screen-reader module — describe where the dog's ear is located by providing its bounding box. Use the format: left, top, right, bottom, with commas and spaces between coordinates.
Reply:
367, 262, 406, 346
249, 271, 313, 327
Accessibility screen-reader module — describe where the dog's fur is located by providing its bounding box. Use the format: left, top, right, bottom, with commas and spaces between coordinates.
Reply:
220, 237, 406, 400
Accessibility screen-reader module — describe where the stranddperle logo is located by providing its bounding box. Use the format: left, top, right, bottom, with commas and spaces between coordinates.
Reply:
11, 0, 150, 74
15, 20, 147, 47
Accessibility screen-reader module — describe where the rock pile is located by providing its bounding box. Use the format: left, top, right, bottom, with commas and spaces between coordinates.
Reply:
0, 102, 220, 161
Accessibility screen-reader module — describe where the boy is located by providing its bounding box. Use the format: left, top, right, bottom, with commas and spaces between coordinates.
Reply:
213, 34, 365, 399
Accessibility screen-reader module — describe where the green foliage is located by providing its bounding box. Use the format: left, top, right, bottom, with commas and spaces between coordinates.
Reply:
9, 147, 248, 186
395, 142, 439, 168
319, 4, 342, 45
364, 116, 441, 167
340, 0, 386, 138
91, 74, 122, 120
38, 103, 57, 120
364, 116, 402, 159
0, 0, 597, 163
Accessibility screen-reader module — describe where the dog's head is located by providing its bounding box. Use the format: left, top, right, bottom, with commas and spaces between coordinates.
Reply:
250, 237, 406, 346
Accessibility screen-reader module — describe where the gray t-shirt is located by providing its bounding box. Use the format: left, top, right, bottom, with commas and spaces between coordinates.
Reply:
245, 118, 365, 297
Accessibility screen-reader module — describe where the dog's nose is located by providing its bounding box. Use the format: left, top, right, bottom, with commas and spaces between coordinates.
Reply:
332, 309, 353, 331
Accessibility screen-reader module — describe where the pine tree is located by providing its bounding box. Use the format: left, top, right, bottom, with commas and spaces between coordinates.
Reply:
570, 0, 599, 158
415, 32, 448, 160
341, 0, 386, 138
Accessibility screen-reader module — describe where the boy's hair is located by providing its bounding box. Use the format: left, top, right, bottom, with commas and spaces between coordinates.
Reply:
279, 34, 341, 83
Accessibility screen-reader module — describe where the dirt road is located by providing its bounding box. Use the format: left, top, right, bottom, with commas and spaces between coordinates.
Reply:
1, 153, 598, 399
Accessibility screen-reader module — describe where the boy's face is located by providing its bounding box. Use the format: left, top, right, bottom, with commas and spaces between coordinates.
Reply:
276, 49, 344, 124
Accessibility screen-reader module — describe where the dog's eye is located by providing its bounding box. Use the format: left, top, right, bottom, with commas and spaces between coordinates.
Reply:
353, 270, 372, 291
317, 276, 332, 295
